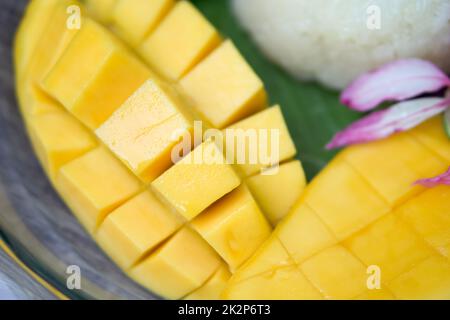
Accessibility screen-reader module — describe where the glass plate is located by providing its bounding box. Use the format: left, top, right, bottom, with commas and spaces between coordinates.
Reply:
0, 0, 358, 300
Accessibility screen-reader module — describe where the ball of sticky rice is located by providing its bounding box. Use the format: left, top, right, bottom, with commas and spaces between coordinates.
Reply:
232, 0, 450, 90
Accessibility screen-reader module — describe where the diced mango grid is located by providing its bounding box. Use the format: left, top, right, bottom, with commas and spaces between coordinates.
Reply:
227, 123, 450, 299
16, 0, 302, 299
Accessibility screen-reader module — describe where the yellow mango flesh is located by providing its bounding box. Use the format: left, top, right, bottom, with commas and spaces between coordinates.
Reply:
246, 160, 306, 225
112, 0, 174, 47
227, 117, 450, 300
42, 19, 151, 129
96, 79, 195, 183
276, 204, 337, 264
19, 0, 449, 301
96, 190, 183, 269
22, 86, 62, 118
140, 1, 221, 81
225, 106, 297, 177
300, 245, 368, 299
185, 265, 231, 300
16, 0, 294, 300
152, 140, 241, 220
343, 132, 447, 206
19, 0, 81, 109
192, 185, 271, 270
223, 265, 323, 300
387, 255, 450, 300
129, 227, 223, 299
180, 40, 267, 128
230, 234, 294, 284
56, 147, 142, 234
84, 0, 118, 25
395, 185, 450, 259
14, 0, 61, 78
28, 112, 97, 180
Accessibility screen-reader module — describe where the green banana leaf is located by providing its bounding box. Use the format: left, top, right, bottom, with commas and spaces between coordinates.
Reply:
193, 0, 361, 180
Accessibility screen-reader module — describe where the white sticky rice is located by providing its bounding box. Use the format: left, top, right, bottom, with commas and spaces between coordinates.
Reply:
232, 0, 450, 90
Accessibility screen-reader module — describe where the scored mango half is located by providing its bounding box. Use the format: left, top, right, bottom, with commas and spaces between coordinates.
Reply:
225, 119, 450, 300
15, 0, 302, 299
14, 0, 450, 300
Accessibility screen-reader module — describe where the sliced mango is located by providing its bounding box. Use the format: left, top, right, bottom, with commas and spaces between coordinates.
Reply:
230, 235, 294, 284
246, 160, 305, 225
395, 185, 450, 259
185, 265, 231, 300
129, 227, 222, 299
41, 19, 151, 129
192, 185, 271, 270
180, 40, 267, 128
18, 0, 82, 111
85, 0, 118, 25
27, 112, 97, 179
96, 79, 195, 183
343, 214, 434, 282
22, 86, 62, 117
408, 116, 450, 162
152, 140, 241, 220
140, 1, 221, 81
343, 132, 446, 206
96, 190, 183, 269
276, 204, 337, 264
304, 156, 390, 240
14, 0, 61, 78
225, 106, 297, 177
223, 265, 322, 300
300, 245, 368, 299
56, 147, 142, 233
112, 0, 174, 47
387, 255, 450, 300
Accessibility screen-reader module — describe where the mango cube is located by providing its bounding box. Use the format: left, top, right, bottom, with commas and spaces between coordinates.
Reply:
28, 112, 97, 179
192, 184, 271, 270
408, 116, 450, 162
56, 147, 142, 233
225, 106, 297, 177
112, 0, 174, 46
152, 139, 241, 220
85, 0, 117, 25
129, 227, 221, 299
42, 19, 151, 129
300, 245, 367, 299
223, 265, 323, 300
22, 85, 62, 117
304, 157, 390, 240
277, 204, 337, 264
14, 0, 61, 77
96, 190, 183, 269
185, 265, 231, 300
20, 0, 81, 109
232, 235, 294, 283
140, 1, 221, 80
246, 160, 305, 225
395, 185, 450, 258
96, 80, 194, 183
343, 132, 446, 206
344, 214, 434, 282
387, 255, 450, 300
180, 40, 267, 128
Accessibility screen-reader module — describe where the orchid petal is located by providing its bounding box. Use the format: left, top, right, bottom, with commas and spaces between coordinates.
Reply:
415, 167, 450, 187
341, 59, 450, 111
327, 97, 450, 149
